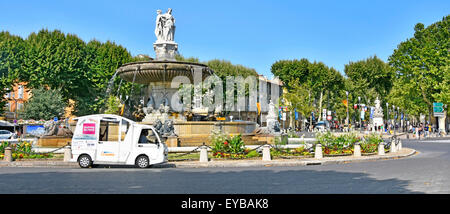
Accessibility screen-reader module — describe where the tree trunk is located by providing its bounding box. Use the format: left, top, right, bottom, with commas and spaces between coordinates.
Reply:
318, 90, 323, 121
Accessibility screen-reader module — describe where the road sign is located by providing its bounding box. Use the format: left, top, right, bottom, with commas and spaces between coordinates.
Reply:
433, 102, 445, 117
433, 103, 444, 113
327, 115, 332, 121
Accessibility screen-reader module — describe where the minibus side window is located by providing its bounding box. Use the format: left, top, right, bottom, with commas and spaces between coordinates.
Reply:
120, 119, 130, 141
138, 129, 158, 144
99, 120, 120, 142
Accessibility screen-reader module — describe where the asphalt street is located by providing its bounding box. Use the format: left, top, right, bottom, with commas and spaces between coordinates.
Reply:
0, 138, 449, 194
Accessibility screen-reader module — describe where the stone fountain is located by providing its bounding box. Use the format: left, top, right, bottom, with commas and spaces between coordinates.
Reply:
115, 8, 261, 146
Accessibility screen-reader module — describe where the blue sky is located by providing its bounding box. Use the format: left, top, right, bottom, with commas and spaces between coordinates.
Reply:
1, 0, 448, 78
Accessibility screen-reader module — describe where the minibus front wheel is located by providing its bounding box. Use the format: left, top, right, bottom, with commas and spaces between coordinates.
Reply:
78, 154, 93, 168
135, 155, 150, 168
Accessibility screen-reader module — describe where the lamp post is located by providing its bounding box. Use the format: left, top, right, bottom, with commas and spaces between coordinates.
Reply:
386, 102, 389, 132
393, 105, 396, 136
358, 96, 362, 132
345, 91, 349, 131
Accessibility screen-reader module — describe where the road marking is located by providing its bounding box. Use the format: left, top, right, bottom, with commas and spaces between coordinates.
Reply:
421, 140, 450, 144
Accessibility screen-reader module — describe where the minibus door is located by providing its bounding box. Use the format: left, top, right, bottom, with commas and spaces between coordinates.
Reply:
96, 118, 120, 162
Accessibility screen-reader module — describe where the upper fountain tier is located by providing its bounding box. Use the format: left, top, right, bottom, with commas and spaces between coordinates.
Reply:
117, 8, 214, 84
116, 60, 213, 84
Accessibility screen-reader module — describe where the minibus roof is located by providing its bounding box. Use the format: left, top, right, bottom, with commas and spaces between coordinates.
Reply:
73, 114, 135, 124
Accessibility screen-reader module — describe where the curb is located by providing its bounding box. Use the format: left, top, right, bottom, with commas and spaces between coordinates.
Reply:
165, 148, 417, 168
0, 148, 417, 168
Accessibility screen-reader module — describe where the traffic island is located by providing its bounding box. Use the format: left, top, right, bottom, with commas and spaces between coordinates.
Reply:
0, 148, 416, 168
156, 147, 417, 168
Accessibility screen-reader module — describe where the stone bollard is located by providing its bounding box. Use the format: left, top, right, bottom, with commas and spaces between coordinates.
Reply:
390, 139, 398, 153
378, 142, 385, 156
199, 145, 208, 162
4, 146, 13, 162
315, 143, 323, 159
63, 146, 72, 162
353, 142, 361, 157
398, 140, 402, 151
262, 144, 271, 161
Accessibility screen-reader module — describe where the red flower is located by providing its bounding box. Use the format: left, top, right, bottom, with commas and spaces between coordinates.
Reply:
224, 141, 228, 145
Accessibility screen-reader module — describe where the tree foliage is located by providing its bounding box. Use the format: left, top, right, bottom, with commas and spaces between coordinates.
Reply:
271, 58, 345, 122
388, 15, 449, 118
19, 88, 65, 120
0, 29, 136, 118
0, 31, 26, 113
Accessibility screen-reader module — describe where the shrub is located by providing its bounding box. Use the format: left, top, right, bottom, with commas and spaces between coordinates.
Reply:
210, 130, 246, 158
316, 132, 357, 155
246, 150, 260, 158
361, 133, 383, 153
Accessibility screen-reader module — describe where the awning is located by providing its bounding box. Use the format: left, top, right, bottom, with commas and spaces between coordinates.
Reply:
0, 120, 16, 127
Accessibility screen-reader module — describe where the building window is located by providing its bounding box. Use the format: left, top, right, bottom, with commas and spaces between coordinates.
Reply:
18, 85, 24, 99
18, 103, 24, 110
5, 103, 10, 112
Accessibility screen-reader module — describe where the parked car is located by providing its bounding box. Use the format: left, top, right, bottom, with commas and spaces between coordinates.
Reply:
314, 121, 330, 132
0, 130, 14, 139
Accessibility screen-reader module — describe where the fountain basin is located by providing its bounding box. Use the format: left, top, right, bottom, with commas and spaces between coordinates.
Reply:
116, 60, 212, 84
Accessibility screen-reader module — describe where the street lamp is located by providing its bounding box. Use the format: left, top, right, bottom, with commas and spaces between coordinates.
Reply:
345, 91, 349, 131
386, 102, 389, 132
392, 105, 396, 135
358, 96, 362, 132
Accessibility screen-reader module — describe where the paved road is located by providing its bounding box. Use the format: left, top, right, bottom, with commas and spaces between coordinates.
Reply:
0, 138, 449, 194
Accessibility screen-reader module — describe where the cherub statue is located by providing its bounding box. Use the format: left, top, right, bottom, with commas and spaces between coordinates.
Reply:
133, 104, 146, 121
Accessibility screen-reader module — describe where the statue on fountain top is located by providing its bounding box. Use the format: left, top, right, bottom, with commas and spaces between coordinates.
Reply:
153, 8, 178, 61
154, 8, 176, 43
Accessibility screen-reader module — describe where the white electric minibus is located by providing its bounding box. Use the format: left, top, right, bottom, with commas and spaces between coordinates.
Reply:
70, 114, 168, 168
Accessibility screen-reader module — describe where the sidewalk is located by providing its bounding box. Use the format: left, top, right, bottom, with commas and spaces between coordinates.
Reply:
0, 148, 417, 168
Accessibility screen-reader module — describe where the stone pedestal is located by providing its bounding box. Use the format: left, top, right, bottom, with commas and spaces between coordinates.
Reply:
390, 139, 397, 153
4, 147, 12, 162
63, 146, 72, 162
353, 142, 361, 157
153, 42, 178, 61
378, 142, 385, 156
165, 136, 178, 147
315, 144, 323, 159
262, 144, 271, 161
199, 146, 208, 162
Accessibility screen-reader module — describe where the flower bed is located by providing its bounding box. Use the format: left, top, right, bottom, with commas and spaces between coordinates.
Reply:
315, 132, 386, 156
0, 141, 54, 160
210, 130, 254, 159
360, 133, 384, 154
270, 146, 313, 158
316, 132, 358, 155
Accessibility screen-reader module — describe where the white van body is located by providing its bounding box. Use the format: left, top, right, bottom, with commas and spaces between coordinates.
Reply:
70, 114, 168, 168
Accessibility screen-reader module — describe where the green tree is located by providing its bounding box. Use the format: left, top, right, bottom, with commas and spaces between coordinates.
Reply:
271, 59, 345, 122
0, 31, 26, 113
82, 40, 134, 116
344, 56, 394, 107
388, 15, 449, 121
19, 88, 65, 120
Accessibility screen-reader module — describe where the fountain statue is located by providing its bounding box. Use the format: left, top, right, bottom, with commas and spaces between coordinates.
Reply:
154, 8, 178, 61
254, 100, 280, 134
372, 97, 384, 128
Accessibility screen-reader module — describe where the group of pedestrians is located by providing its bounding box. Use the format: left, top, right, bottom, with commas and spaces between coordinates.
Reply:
409, 123, 437, 138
